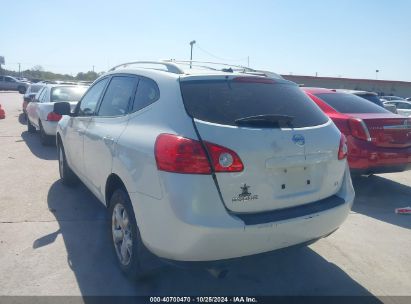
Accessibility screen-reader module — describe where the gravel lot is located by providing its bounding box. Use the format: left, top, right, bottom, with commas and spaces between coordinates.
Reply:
0, 92, 410, 300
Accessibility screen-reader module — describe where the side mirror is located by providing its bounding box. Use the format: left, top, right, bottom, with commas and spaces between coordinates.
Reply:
54, 102, 71, 116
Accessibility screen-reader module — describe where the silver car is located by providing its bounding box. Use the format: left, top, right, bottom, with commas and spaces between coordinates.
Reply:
54, 60, 355, 279
0, 75, 29, 93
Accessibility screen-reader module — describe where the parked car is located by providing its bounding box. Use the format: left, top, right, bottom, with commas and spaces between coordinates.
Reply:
380, 96, 405, 101
54, 60, 354, 279
22, 84, 45, 117
334, 89, 397, 113
384, 100, 411, 117
0, 75, 29, 93
302, 87, 411, 175
406, 97, 411, 101
26, 84, 88, 145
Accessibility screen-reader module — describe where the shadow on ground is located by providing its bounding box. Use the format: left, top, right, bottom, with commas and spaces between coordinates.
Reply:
21, 131, 57, 160
352, 175, 411, 229
18, 113, 26, 125
30, 180, 381, 299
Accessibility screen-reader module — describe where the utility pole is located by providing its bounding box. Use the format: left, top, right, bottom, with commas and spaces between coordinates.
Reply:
189, 40, 196, 68
18, 63, 21, 77
92, 65, 95, 73
247, 56, 250, 68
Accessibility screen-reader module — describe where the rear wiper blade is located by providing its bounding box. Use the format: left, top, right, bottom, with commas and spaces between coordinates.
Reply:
235, 114, 295, 127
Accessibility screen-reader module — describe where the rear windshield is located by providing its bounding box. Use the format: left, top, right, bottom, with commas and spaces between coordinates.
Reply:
51, 86, 87, 102
180, 79, 328, 128
315, 93, 389, 114
357, 94, 384, 107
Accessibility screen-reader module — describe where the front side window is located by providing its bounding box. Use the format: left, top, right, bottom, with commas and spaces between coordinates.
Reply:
132, 77, 160, 112
5, 77, 15, 82
78, 78, 109, 116
97, 76, 138, 117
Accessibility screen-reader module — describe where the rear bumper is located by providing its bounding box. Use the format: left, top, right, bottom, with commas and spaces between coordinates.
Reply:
130, 166, 354, 262
348, 136, 411, 174
41, 120, 58, 136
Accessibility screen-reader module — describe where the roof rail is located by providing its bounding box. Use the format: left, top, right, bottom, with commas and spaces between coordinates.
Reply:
164, 60, 283, 79
108, 61, 184, 74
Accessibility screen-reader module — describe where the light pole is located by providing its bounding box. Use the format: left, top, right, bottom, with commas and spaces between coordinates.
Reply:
189, 40, 196, 68
376, 69, 380, 80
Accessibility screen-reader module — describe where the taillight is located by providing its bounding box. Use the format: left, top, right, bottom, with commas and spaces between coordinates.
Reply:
338, 134, 348, 160
348, 118, 371, 141
154, 134, 244, 174
204, 142, 244, 172
46, 112, 62, 121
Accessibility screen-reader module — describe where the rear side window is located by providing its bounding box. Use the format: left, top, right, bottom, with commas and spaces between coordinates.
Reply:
97, 76, 138, 117
315, 93, 389, 114
132, 77, 160, 112
180, 79, 328, 128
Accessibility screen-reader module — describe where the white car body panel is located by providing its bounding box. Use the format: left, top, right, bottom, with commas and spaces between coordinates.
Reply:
57, 66, 355, 262
27, 101, 79, 135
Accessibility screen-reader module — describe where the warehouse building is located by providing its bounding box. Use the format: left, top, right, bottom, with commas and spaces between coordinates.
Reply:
282, 75, 411, 98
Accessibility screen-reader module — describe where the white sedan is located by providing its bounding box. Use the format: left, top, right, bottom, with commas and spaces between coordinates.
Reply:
384, 100, 411, 117
26, 84, 88, 145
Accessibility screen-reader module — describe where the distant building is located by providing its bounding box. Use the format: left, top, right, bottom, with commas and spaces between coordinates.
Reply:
282, 75, 411, 98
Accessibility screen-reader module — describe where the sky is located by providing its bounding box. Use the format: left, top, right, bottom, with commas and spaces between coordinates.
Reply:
1, 0, 410, 81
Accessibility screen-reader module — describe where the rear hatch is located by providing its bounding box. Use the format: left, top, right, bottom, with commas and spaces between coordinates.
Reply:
180, 76, 346, 213
347, 113, 411, 148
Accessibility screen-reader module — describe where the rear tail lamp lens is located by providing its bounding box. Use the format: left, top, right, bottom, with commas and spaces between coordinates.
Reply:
348, 118, 371, 141
338, 133, 348, 160
155, 134, 244, 174
46, 112, 62, 121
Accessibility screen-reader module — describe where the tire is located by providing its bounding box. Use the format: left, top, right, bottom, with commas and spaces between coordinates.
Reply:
18, 86, 26, 94
58, 141, 78, 186
39, 121, 54, 146
27, 118, 36, 133
109, 188, 153, 280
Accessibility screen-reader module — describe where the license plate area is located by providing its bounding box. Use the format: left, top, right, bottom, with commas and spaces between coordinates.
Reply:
274, 165, 316, 198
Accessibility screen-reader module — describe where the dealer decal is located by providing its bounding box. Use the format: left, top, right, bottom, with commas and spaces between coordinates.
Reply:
232, 184, 259, 202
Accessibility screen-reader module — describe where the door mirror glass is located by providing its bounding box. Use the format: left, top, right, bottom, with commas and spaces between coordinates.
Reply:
54, 102, 71, 116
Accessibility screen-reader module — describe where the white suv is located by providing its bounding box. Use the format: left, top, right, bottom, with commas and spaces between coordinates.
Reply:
54, 61, 355, 279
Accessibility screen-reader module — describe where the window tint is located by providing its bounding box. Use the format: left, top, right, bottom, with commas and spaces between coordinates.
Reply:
315, 93, 389, 114
78, 78, 109, 116
97, 76, 138, 117
51, 86, 87, 102
5, 77, 15, 82
132, 77, 160, 112
180, 79, 328, 127
357, 94, 384, 107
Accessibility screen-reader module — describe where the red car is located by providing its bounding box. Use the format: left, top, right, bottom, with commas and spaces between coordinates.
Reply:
302, 87, 411, 175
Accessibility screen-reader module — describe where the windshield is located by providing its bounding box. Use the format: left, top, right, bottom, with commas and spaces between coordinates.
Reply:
51, 86, 87, 102
180, 79, 328, 128
315, 93, 389, 114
